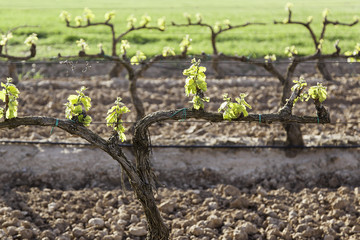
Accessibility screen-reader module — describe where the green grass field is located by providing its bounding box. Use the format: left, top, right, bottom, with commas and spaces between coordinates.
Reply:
0, 0, 359, 59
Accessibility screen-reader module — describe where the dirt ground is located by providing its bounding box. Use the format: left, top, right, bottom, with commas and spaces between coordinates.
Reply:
1, 61, 360, 239
0, 185, 359, 239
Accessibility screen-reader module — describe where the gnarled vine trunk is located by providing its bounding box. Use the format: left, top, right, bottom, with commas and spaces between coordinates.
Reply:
211, 55, 223, 79
129, 75, 145, 121
8, 62, 19, 85
317, 59, 333, 81
281, 76, 304, 149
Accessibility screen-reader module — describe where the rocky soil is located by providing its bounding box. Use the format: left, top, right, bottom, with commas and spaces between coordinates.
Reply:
0, 185, 359, 239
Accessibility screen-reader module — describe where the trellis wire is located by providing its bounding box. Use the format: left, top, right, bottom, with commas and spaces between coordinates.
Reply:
0, 140, 359, 149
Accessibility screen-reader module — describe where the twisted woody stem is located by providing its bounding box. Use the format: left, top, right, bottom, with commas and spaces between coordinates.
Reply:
274, 8, 359, 80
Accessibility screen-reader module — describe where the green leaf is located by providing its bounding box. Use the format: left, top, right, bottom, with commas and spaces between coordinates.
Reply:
107, 106, 117, 115
119, 106, 130, 114
7, 85, 19, 97
191, 95, 203, 110
140, 14, 151, 26
119, 132, 127, 142
218, 93, 251, 121
73, 105, 83, 114
185, 78, 196, 96
83, 115, 92, 126
0, 90, 5, 102
158, 17, 166, 30
218, 102, 228, 112
106, 111, 117, 124
67, 95, 78, 105
130, 56, 139, 65
106, 97, 130, 142
308, 83, 327, 102
127, 15, 137, 29
81, 97, 91, 111
179, 35, 192, 52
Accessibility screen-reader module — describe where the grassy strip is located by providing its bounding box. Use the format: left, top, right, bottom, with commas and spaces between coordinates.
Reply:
0, 0, 359, 59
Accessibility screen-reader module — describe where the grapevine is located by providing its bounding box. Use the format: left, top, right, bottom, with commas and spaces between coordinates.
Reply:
106, 97, 130, 142
275, 2, 359, 81
64, 86, 92, 126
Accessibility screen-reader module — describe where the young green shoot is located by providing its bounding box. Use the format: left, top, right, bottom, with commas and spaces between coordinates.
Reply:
76, 39, 89, 51
64, 86, 92, 126
179, 35, 192, 53
218, 93, 252, 121
162, 46, 175, 57
24, 33, 38, 47
345, 43, 360, 63
183, 59, 209, 110
290, 77, 328, 104
291, 77, 308, 104
307, 83, 327, 103
285, 45, 298, 58
0, 78, 20, 119
264, 54, 276, 63
106, 97, 130, 142
130, 51, 146, 65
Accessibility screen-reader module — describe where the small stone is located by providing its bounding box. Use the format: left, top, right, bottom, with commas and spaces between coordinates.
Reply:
112, 232, 124, 240
233, 228, 248, 240
288, 210, 298, 219
19, 228, 34, 239
41, 230, 56, 239
206, 214, 223, 228
332, 198, 350, 210
21, 220, 32, 229
3, 219, 20, 228
0, 207, 12, 215
230, 196, 250, 209
208, 201, 219, 210
129, 225, 147, 236
188, 225, 204, 236
11, 210, 24, 219
103, 235, 115, 240
267, 228, 281, 238
337, 186, 350, 194
88, 218, 105, 228
159, 199, 176, 214
351, 225, 360, 233
295, 224, 307, 233
57, 234, 71, 240
241, 222, 257, 235
223, 185, 241, 197
48, 202, 58, 212
116, 219, 127, 228
354, 187, 360, 196
256, 186, 267, 197
54, 219, 69, 233
324, 234, 335, 240
6, 226, 18, 236
72, 227, 85, 238
130, 214, 139, 223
